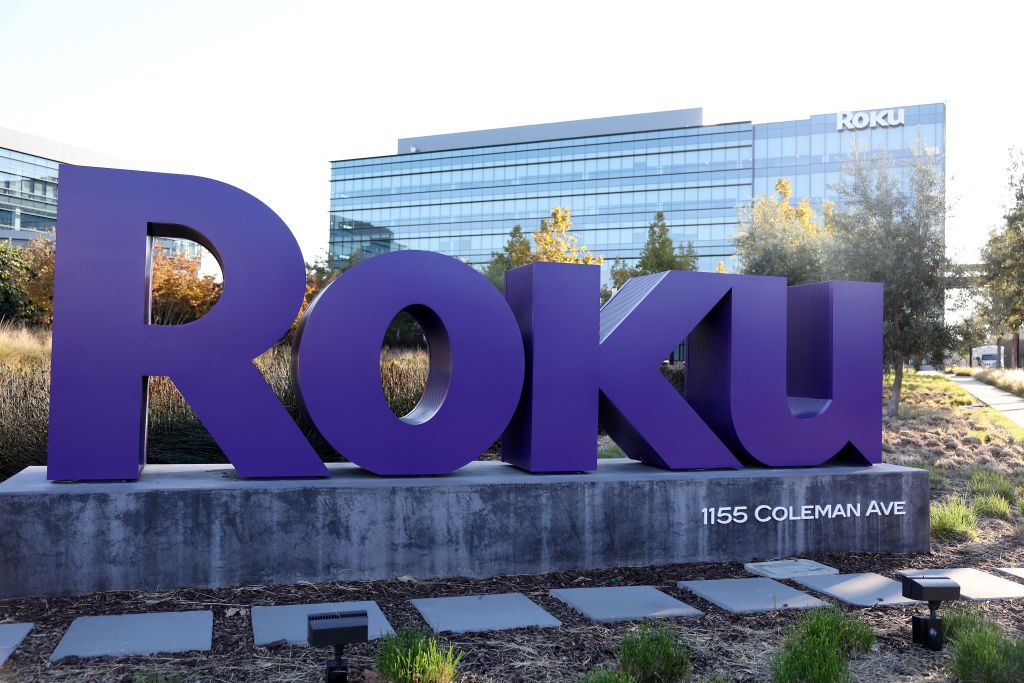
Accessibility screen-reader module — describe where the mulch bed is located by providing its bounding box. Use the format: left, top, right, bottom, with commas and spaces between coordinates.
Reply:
2, 533, 1023, 682
4, 374, 1024, 681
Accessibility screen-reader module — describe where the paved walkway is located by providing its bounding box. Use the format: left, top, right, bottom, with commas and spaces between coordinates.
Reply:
948, 375, 1024, 430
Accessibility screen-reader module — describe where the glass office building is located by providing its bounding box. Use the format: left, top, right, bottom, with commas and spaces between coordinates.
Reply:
0, 145, 59, 246
0, 127, 200, 257
329, 103, 944, 274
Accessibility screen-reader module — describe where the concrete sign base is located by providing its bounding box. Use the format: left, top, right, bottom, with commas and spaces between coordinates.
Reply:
0, 460, 929, 599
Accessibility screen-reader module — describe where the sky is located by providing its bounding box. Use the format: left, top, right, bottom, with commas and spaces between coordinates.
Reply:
2, 0, 1022, 266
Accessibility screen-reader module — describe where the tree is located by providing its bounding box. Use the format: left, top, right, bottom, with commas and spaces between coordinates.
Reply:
293, 252, 340, 332
734, 178, 832, 285
18, 237, 56, 325
676, 241, 699, 271
636, 211, 677, 274
953, 309, 992, 367
532, 207, 604, 265
829, 146, 949, 417
483, 209, 603, 292
0, 242, 30, 322
600, 212, 698, 302
979, 152, 1024, 369
149, 247, 222, 325
482, 224, 532, 292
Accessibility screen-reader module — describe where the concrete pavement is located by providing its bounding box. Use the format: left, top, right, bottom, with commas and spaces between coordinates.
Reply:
949, 375, 1024, 430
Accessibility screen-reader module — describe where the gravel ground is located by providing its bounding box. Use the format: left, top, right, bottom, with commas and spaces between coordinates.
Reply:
2, 373, 1023, 682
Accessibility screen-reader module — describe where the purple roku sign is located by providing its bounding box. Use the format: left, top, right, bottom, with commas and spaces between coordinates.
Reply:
46, 166, 882, 481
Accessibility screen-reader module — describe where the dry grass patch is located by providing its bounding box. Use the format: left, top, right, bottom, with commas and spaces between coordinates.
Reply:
973, 367, 1024, 398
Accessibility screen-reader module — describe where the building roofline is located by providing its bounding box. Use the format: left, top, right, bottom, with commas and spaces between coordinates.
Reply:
396, 107, 704, 155
0, 126, 124, 167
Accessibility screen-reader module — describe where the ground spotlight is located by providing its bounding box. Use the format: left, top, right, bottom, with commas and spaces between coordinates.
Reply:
901, 575, 960, 651
307, 609, 369, 683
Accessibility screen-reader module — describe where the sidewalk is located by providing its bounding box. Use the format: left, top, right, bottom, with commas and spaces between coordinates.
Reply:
949, 374, 1024, 430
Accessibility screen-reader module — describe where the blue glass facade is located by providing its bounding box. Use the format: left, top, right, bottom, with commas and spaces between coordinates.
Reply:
753, 103, 945, 212
329, 103, 945, 275
0, 140, 201, 257
0, 146, 59, 240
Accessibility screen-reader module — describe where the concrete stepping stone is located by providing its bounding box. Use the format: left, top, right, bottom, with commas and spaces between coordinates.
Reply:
411, 593, 561, 633
50, 611, 213, 661
793, 572, 919, 607
898, 568, 1024, 601
252, 601, 394, 646
744, 559, 838, 579
549, 586, 702, 622
0, 623, 33, 667
678, 577, 827, 614
996, 568, 1024, 581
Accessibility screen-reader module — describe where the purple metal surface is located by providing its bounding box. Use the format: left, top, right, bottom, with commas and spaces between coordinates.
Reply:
43, 167, 883, 481
293, 250, 525, 475
685, 274, 882, 467
502, 263, 600, 472
47, 166, 328, 481
598, 272, 743, 470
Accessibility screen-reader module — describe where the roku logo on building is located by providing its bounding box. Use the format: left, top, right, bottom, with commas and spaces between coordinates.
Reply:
836, 108, 905, 131
46, 166, 883, 482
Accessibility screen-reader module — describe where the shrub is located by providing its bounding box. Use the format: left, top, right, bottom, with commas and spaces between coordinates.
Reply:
947, 610, 1024, 683
375, 627, 464, 683
931, 497, 978, 541
579, 670, 636, 683
380, 347, 429, 417
969, 470, 1017, 502
598, 444, 627, 459
974, 368, 1024, 398
0, 323, 50, 365
927, 466, 948, 489
0, 354, 50, 479
619, 624, 692, 683
659, 364, 685, 396
792, 608, 874, 658
973, 493, 1012, 519
772, 638, 847, 683
771, 608, 874, 683
0, 329, 431, 481
944, 605, 994, 642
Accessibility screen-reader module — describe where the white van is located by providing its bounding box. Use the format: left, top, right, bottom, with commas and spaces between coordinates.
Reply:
972, 345, 1002, 368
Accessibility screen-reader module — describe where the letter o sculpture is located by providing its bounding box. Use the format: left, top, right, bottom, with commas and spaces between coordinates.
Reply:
293, 251, 525, 475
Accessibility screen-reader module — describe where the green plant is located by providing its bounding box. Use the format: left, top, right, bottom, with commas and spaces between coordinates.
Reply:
771, 608, 875, 683
375, 627, 464, 683
772, 639, 847, 683
931, 497, 979, 540
944, 605, 993, 642
973, 493, 1012, 519
948, 611, 1024, 683
619, 624, 692, 683
659, 364, 685, 396
969, 470, 1017, 502
579, 670, 636, 683
598, 444, 626, 459
927, 466, 948, 489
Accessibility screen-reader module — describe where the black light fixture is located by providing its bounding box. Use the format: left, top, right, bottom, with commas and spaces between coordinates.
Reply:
901, 575, 961, 651
307, 609, 370, 683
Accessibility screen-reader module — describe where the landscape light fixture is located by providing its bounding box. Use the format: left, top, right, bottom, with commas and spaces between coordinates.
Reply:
307, 609, 369, 683
901, 575, 960, 651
